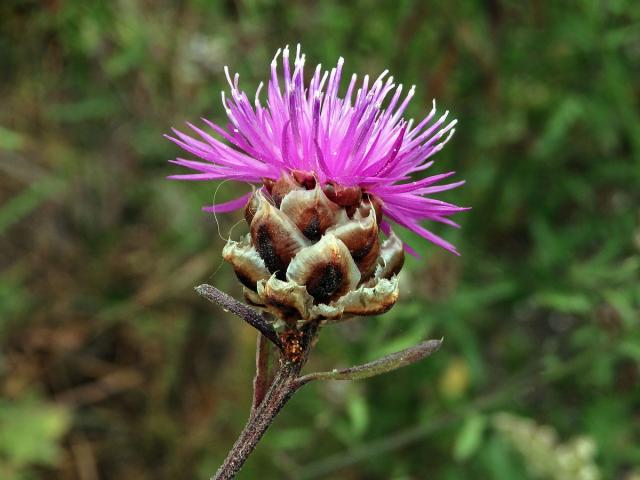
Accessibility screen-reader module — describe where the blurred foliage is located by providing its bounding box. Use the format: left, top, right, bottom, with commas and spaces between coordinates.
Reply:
0, 395, 70, 480
1, 0, 639, 479
494, 413, 600, 480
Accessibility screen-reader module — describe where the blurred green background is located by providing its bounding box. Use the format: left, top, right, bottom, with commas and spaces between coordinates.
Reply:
1, 1, 639, 479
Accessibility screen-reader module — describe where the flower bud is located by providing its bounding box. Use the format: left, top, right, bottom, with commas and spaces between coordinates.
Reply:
223, 173, 404, 326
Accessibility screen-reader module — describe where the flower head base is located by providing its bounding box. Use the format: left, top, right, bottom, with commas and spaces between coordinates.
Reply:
167, 45, 468, 255
222, 173, 403, 325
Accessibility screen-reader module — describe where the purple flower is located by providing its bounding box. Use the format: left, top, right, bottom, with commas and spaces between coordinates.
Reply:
166, 45, 468, 254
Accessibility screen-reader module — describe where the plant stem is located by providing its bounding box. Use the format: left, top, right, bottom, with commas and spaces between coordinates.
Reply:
196, 285, 443, 479
212, 323, 318, 480
212, 358, 303, 479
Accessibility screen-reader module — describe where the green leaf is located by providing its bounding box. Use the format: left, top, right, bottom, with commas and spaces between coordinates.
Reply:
453, 414, 487, 461
0, 176, 67, 235
0, 126, 25, 151
347, 392, 369, 437
0, 397, 71, 467
533, 291, 592, 314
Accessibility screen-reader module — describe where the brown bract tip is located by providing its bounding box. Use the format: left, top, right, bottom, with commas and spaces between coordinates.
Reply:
323, 182, 362, 207
264, 173, 301, 207
291, 170, 317, 189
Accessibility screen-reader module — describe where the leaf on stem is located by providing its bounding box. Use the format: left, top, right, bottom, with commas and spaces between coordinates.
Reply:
252, 333, 279, 413
195, 284, 283, 351
298, 338, 443, 383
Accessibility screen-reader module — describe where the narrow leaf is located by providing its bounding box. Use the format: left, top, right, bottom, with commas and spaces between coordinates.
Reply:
252, 334, 278, 413
298, 338, 442, 383
195, 284, 283, 351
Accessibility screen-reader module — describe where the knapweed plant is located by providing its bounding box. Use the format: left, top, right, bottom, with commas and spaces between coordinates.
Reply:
166, 45, 467, 479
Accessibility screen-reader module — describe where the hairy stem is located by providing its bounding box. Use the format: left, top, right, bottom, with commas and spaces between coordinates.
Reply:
212, 323, 318, 480
212, 358, 303, 479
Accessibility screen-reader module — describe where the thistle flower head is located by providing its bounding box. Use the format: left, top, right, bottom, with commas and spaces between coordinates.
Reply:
166, 45, 467, 254
167, 46, 467, 325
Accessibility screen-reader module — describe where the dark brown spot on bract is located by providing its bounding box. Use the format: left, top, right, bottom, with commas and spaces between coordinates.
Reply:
266, 300, 302, 324
351, 246, 369, 262
352, 236, 380, 281
234, 270, 258, 291
301, 213, 321, 240
255, 224, 287, 280
302, 213, 322, 240
305, 262, 346, 304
